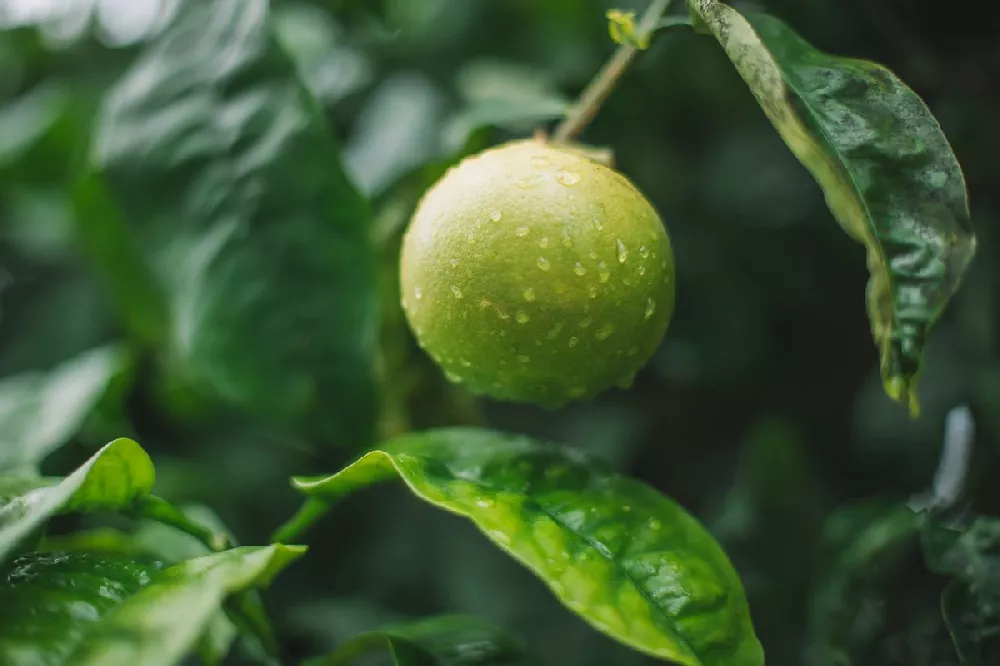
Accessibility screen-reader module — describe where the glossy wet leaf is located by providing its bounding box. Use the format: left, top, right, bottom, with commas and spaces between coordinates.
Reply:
0, 438, 154, 563
87, 0, 379, 447
311, 614, 537, 666
279, 427, 763, 666
0, 545, 304, 666
687, 0, 976, 414
0, 345, 125, 473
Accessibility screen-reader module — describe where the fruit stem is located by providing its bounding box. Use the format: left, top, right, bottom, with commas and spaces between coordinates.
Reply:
552, 0, 674, 143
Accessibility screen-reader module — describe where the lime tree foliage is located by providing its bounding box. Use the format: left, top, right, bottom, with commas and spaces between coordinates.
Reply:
0, 0, 991, 664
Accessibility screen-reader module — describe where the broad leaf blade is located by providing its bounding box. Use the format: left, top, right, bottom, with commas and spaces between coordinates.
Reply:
282, 428, 764, 666
0, 345, 125, 473
87, 0, 379, 447
313, 614, 537, 666
0, 438, 154, 563
0, 545, 304, 666
687, 0, 975, 414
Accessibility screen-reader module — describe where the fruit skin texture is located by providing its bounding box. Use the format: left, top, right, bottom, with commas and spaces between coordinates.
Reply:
400, 138, 675, 407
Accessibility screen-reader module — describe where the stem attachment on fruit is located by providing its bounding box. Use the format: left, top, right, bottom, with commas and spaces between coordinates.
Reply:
552, 0, 674, 143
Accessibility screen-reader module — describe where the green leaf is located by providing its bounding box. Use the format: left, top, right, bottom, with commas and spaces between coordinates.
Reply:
86, 0, 379, 447
0, 544, 304, 666
922, 517, 1000, 663
0, 345, 125, 473
310, 614, 537, 665
687, 0, 976, 415
0, 438, 154, 563
278, 427, 764, 666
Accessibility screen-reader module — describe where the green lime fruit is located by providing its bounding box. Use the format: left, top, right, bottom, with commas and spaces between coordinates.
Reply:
400, 138, 675, 407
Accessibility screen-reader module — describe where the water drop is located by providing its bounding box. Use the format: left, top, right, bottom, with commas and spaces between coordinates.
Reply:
638, 265, 646, 276
588, 285, 599, 299
490, 210, 503, 222
413, 286, 422, 300
598, 262, 610, 283
517, 354, 531, 364
460, 358, 472, 368
579, 316, 593, 329
537, 257, 550, 271
573, 262, 587, 277
444, 371, 462, 383
515, 226, 530, 238
562, 236, 573, 248
648, 518, 662, 531
623, 277, 632, 286
616, 239, 629, 264
622, 504, 632, 512
546, 322, 564, 339
478, 297, 492, 309
475, 498, 494, 508
531, 154, 551, 168
639, 245, 650, 259
515, 310, 531, 324
498, 310, 511, 321
595, 322, 615, 341
557, 169, 581, 186
487, 529, 512, 545
539, 236, 550, 248
568, 336, 579, 348
515, 174, 543, 189
523, 287, 536, 302
644, 297, 656, 320
450, 285, 463, 299
588, 250, 598, 260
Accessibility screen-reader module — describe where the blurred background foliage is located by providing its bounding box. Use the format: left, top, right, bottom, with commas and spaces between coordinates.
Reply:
0, 0, 998, 664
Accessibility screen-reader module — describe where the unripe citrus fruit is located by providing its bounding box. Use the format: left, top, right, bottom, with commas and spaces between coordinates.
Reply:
400, 138, 675, 407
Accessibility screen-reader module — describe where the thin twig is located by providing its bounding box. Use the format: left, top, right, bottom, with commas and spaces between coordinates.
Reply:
552, 0, 674, 143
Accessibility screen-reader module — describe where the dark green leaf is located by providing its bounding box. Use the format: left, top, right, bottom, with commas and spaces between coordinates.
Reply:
0, 438, 154, 563
278, 427, 764, 666
310, 614, 537, 666
687, 0, 976, 414
0, 545, 304, 666
922, 517, 1000, 664
0, 345, 125, 473
86, 0, 379, 447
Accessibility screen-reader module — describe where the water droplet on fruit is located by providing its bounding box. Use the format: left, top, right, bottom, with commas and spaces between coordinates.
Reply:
639, 245, 649, 259
638, 265, 646, 276
644, 297, 656, 320
516, 310, 531, 324
498, 310, 511, 321
460, 358, 472, 368
557, 169, 581, 186
476, 497, 495, 508
539, 236, 550, 248
487, 529, 511, 545
573, 262, 587, 277
517, 354, 530, 364
445, 371, 462, 383
414, 286, 422, 300
537, 257, 550, 271
490, 210, 503, 222
579, 316, 593, 329
515, 226, 529, 238
588, 285, 598, 299
531, 155, 551, 168
598, 262, 610, 283
450, 285, 463, 299
616, 239, 628, 264
595, 322, 615, 341
588, 250, 598, 260
523, 287, 536, 302
568, 336, 579, 347
546, 322, 564, 339
562, 235, 573, 248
